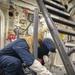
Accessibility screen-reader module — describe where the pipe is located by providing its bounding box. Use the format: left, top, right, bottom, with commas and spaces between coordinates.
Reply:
13, 27, 19, 39
0, 9, 5, 49
33, 8, 39, 75
22, 0, 37, 6
33, 8, 38, 59
8, 0, 37, 11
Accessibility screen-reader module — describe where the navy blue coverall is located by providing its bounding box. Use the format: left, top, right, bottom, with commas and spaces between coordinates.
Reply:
0, 38, 56, 75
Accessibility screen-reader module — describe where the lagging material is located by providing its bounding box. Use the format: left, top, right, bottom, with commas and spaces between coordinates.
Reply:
0, 55, 25, 75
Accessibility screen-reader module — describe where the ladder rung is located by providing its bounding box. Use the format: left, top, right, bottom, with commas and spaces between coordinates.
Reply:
58, 28, 75, 36
67, 48, 75, 56
50, 15, 75, 27
44, 0, 65, 11
65, 43, 75, 47
46, 5, 70, 19
51, 0, 62, 5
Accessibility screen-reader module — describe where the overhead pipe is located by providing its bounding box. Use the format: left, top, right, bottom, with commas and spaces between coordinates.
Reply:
8, 0, 37, 11
22, 0, 37, 6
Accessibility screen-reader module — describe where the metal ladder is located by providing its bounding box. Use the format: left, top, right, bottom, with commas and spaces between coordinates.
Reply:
36, 0, 75, 75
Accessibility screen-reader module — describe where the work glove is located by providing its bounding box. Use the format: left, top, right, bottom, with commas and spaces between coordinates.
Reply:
29, 59, 53, 75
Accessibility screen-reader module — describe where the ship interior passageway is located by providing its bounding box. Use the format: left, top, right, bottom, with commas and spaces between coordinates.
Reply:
0, 0, 75, 75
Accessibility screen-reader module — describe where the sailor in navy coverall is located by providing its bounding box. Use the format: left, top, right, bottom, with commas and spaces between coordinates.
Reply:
0, 38, 56, 75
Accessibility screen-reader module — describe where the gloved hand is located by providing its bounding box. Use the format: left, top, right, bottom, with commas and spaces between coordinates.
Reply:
29, 59, 53, 75
48, 51, 56, 66
43, 55, 51, 71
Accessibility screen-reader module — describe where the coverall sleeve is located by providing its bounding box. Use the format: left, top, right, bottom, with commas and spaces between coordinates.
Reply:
12, 40, 34, 67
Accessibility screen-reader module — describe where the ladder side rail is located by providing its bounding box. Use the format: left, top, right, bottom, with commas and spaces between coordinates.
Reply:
67, 48, 75, 56
36, 0, 75, 75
